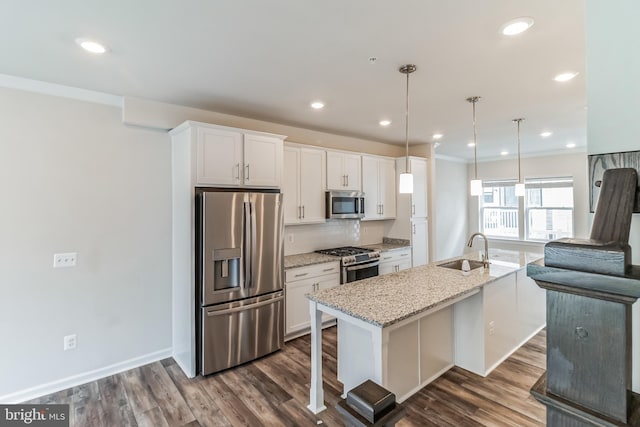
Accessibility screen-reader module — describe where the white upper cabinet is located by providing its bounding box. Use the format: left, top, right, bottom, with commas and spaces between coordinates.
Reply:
411, 158, 427, 218
243, 134, 283, 187
283, 144, 326, 225
361, 155, 396, 220
327, 151, 361, 191
185, 122, 284, 188
196, 127, 243, 186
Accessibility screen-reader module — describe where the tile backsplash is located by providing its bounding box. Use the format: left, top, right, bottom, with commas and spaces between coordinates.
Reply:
284, 220, 387, 255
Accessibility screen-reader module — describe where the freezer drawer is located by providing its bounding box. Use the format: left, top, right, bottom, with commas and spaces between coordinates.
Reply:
201, 291, 284, 375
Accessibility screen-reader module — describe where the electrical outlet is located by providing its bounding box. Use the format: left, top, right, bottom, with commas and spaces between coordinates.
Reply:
488, 320, 495, 336
53, 252, 77, 268
287, 234, 294, 243
63, 334, 77, 351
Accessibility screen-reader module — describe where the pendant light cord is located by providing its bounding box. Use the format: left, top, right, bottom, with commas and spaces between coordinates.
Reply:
466, 96, 481, 180
513, 118, 524, 183
405, 70, 409, 173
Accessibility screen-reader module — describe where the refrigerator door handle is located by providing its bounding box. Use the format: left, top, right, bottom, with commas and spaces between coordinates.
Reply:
249, 201, 257, 288
205, 294, 284, 316
243, 201, 252, 289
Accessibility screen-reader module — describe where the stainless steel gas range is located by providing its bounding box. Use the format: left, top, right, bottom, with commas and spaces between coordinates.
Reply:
315, 246, 380, 284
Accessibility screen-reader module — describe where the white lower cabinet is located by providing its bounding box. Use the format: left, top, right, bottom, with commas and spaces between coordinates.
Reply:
453, 270, 546, 376
285, 262, 340, 339
379, 249, 412, 275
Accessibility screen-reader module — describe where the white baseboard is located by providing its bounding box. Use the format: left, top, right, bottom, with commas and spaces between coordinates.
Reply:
0, 347, 172, 404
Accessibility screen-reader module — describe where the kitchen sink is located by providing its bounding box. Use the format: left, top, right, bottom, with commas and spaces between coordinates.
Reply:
437, 259, 485, 271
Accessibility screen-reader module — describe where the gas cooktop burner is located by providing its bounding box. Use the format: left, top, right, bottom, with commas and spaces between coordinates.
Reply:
316, 246, 380, 267
316, 246, 375, 257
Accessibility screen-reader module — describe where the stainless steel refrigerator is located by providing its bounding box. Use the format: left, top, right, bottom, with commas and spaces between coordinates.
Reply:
196, 190, 284, 375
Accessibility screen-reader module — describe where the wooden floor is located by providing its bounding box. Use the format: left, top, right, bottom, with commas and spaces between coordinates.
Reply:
28, 327, 546, 426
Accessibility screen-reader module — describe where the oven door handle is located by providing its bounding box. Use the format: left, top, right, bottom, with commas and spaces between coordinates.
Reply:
345, 261, 380, 271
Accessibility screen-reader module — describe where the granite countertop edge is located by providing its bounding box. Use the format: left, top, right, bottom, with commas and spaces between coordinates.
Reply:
307, 249, 543, 328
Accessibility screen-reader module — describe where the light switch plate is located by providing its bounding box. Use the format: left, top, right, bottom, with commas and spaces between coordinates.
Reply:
53, 252, 77, 268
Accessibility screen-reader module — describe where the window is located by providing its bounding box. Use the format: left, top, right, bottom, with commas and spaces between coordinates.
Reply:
480, 177, 574, 242
481, 180, 519, 238
525, 177, 574, 241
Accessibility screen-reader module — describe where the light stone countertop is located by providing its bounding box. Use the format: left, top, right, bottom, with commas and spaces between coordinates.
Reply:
284, 252, 339, 269
361, 242, 411, 252
307, 249, 542, 327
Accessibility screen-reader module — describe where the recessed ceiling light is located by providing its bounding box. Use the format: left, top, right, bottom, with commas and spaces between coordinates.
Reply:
554, 72, 578, 82
75, 38, 108, 54
540, 131, 553, 138
379, 119, 391, 126
566, 143, 576, 148
467, 142, 476, 147
310, 101, 325, 109
432, 133, 443, 140
501, 17, 535, 36
500, 150, 509, 156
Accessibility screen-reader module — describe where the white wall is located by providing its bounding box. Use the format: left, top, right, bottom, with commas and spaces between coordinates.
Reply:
434, 157, 468, 260
467, 152, 589, 252
585, 0, 640, 392
0, 87, 172, 401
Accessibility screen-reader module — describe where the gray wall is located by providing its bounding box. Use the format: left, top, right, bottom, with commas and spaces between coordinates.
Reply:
585, 0, 640, 392
0, 87, 172, 400
434, 157, 468, 260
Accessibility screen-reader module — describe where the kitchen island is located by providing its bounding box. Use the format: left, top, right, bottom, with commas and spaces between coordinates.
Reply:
306, 249, 544, 414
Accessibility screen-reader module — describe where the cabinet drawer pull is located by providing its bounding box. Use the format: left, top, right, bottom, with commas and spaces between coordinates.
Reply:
400, 253, 409, 257
235, 163, 240, 180
383, 256, 392, 260
322, 267, 335, 272
295, 272, 309, 278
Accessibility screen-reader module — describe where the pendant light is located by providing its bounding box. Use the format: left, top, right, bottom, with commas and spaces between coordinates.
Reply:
398, 64, 416, 194
513, 118, 525, 197
467, 96, 482, 196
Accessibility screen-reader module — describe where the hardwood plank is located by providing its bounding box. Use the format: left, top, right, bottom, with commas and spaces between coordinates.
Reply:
165, 363, 231, 427
121, 366, 159, 416
136, 406, 170, 427
200, 374, 265, 426
140, 362, 196, 426
97, 374, 137, 427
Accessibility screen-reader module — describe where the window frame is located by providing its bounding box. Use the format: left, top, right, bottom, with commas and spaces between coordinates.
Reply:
523, 177, 575, 242
479, 176, 575, 242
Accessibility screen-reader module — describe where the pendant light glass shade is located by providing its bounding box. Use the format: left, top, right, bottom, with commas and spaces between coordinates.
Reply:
399, 173, 413, 193
399, 64, 416, 194
513, 118, 525, 197
470, 179, 483, 196
467, 96, 482, 196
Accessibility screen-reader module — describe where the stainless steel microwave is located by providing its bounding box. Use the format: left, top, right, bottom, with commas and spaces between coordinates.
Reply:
326, 191, 365, 219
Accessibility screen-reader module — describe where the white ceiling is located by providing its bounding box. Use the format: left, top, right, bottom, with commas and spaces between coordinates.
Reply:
0, 0, 586, 160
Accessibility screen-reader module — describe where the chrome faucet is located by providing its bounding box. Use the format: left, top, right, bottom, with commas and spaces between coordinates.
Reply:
467, 232, 489, 268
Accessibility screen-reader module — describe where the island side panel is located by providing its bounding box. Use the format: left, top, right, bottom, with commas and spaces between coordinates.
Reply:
337, 318, 383, 397
308, 299, 327, 414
